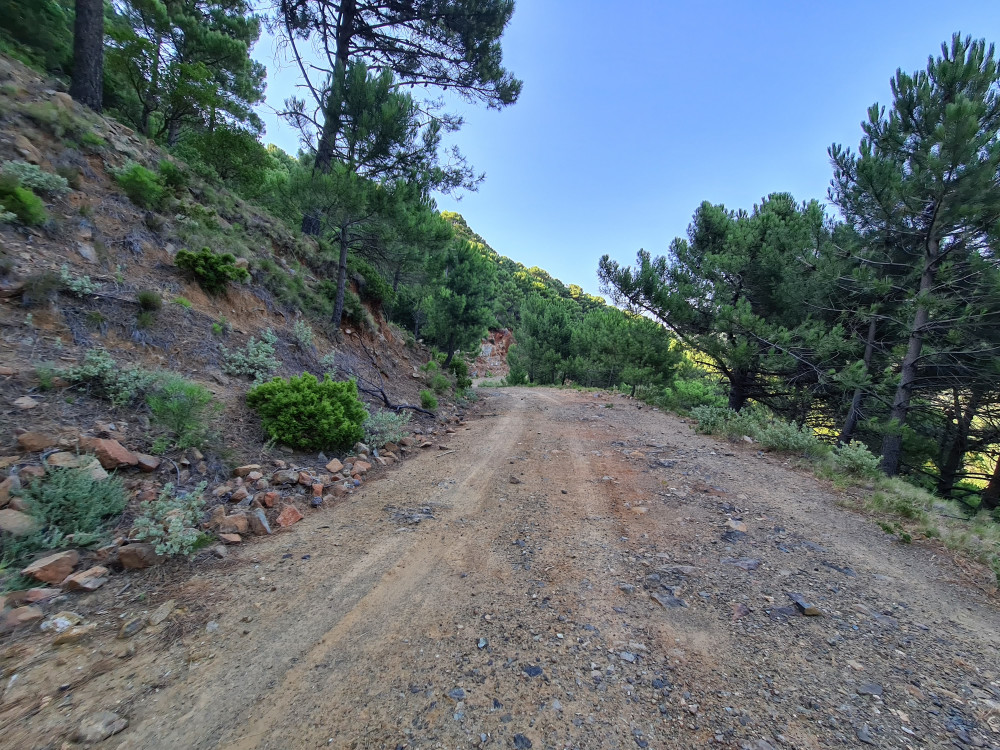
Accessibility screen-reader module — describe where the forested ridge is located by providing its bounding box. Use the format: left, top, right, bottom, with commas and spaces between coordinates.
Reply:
1, 2, 998, 562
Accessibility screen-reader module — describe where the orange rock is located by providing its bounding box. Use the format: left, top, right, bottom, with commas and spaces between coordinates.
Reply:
134, 453, 161, 473
219, 533, 242, 544
119, 543, 162, 569
311, 483, 323, 497
262, 491, 280, 508
22, 550, 79, 583
79, 437, 138, 470
353, 460, 372, 475
233, 464, 261, 477
62, 566, 110, 592
324, 458, 344, 473
17, 431, 58, 452
218, 513, 249, 535
275, 505, 303, 527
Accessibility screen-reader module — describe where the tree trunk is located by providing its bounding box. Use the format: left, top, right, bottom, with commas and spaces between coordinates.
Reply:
936, 388, 983, 498
443, 333, 456, 366
69, 0, 104, 112
331, 226, 350, 328
727, 370, 750, 411
880, 244, 937, 476
981, 458, 1000, 511
166, 118, 181, 147
839, 317, 877, 444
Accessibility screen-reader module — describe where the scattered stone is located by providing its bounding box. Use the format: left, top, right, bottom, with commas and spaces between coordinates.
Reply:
13, 396, 39, 409
272, 469, 298, 485
219, 533, 242, 544
0, 475, 18, 507
76, 711, 128, 743
135, 453, 161, 473
855, 725, 876, 745
218, 513, 249, 535
45, 451, 108, 480
119, 543, 162, 569
262, 491, 280, 507
276, 505, 303, 527
509, 476, 522, 484
14, 133, 42, 163
79, 437, 138, 469
726, 518, 748, 533
523, 664, 544, 677
448, 688, 466, 700
721, 557, 761, 572
16, 431, 58, 452
234, 464, 261, 477
731, 603, 751, 620
619, 651, 637, 663
478, 638, 488, 649
118, 616, 146, 639
786, 592, 822, 616
40, 611, 83, 632
650, 592, 688, 608
248, 508, 272, 536
325, 458, 344, 473
149, 599, 176, 626
858, 683, 883, 697
0, 508, 41, 537
352, 460, 371, 476
52, 623, 96, 645
513, 734, 532, 749
22, 550, 79, 583
210, 544, 228, 558
62, 565, 109, 592
721, 530, 748, 543
3, 605, 43, 629
229, 487, 249, 503
24, 587, 59, 603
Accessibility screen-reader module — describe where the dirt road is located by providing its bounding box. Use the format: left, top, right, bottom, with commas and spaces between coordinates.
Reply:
3, 387, 999, 749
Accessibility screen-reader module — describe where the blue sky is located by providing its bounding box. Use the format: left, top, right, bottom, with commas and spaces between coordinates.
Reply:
253, 1, 1000, 298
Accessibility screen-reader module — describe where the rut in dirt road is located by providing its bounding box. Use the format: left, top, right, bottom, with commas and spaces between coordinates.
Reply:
11, 387, 997, 750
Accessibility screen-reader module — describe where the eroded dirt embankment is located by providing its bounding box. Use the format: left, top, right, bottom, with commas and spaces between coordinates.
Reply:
2, 387, 999, 750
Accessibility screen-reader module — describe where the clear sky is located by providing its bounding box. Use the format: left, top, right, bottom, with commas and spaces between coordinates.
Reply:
253, 1, 1000, 298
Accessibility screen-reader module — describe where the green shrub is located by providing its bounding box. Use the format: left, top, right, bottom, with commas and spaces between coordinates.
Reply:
430, 373, 450, 395
0, 160, 69, 195
175, 247, 250, 294
61, 348, 159, 406
363, 409, 411, 448
505, 345, 528, 385
657, 375, 727, 413
131, 482, 207, 556
173, 296, 193, 308
419, 389, 438, 410
833, 440, 882, 478
348, 256, 396, 305
246, 373, 368, 451
292, 320, 314, 350
136, 289, 162, 311
0, 179, 47, 225
147, 375, 219, 451
449, 358, 472, 389
157, 159, 188, 191
136, 310, 155, 329
222, 328, 281, 381
343, 290, 376, 331
755, 420, 828, 458
211, 317, 228, 336
15, 466, 127, 552
114, 161, 165, 209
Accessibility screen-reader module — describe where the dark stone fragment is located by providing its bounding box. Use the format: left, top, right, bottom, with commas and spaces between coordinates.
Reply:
523, 665, 543, 677
513, 734, 532, 749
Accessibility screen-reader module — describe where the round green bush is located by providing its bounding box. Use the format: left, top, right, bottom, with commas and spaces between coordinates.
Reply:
176, 247, 250, 294
419, 389, 438, 410
246, 373, 368, 451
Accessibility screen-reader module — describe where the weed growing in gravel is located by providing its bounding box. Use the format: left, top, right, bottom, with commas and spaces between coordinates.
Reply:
174, 296, 193, 308
131, 482, 208, 556
363, 409, 411, 448
292, 320, 314, 350
61, 348, 159, 406
59, 265, 98, 296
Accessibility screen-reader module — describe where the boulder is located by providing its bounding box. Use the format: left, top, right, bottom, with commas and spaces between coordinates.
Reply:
229, 487, 249, 503
13, 396, 40, 409
79, 437, 138, 469
352, 460, 372, 476
271, 469, 298, 485
0, 509, 40, 537
22, 550, 79, 583
45, 452, 108, 480
119, 543, 162, 569
62, 566, 110, 592
262, 491, 280, 508
76, 712, 128, 743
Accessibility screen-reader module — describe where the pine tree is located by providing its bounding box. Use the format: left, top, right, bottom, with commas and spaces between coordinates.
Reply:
69, 0, 103, 111
829, 34, 1000, 476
